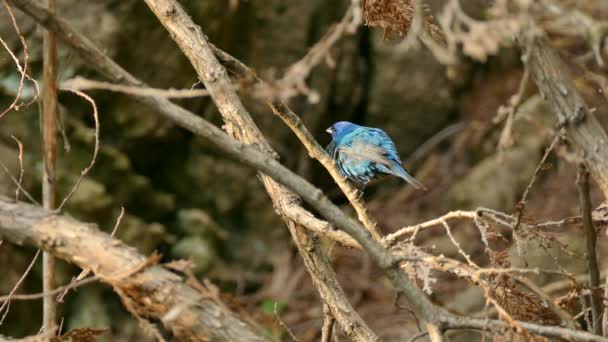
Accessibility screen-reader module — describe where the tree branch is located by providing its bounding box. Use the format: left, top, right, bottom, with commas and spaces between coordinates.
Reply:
521, 31, 608, 199
209, 47, 384, 240
577, 164, 603, 335
0, 196, 265, 341
41, 0, 58, 333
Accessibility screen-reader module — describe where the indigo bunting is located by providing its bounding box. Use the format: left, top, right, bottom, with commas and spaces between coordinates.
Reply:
325, 121, 425, 190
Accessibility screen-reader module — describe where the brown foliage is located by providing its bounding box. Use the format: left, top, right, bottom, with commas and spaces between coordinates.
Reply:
362, 0, 442, 41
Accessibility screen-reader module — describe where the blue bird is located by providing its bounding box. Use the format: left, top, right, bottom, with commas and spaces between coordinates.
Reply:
325, 121, 425, 190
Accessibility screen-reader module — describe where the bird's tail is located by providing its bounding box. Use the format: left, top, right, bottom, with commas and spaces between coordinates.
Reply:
393, 165, 427, 191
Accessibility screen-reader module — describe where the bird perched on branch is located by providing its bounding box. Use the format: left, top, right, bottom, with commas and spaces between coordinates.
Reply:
325, 121, 425, 190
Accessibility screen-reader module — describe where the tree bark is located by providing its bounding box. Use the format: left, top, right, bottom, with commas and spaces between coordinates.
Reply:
41, 0, 58, 333
522, 33, 608, 199
0, 196, 265, 342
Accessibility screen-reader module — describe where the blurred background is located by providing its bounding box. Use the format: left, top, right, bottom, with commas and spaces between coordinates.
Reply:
1, 0, 607, 340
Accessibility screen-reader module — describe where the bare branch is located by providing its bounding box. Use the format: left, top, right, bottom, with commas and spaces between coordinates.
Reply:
41, 0, 59, 332
60, 77, 211, 99
8, 136, 24, 202
274, 302, 298, 342
577, 164, 603, 335
273, 2, 359, 103
521, 30, 608, 199
57, 207, 124, 302
56, 88, 99, 211
208, 51, 384, 240
385, 210, 477, 246
0, 250, 40, 325
321, 304, 335, 342
0, 197, 265, 341
0, 276, 99, 302
0, 0, 33, 118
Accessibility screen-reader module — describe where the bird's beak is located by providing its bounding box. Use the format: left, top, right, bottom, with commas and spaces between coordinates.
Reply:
325, 127, 332, 134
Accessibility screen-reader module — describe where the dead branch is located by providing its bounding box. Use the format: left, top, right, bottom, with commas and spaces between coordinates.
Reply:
60, 77, 210, 98
0, 276, 99, 302
57, 207, 123, 302
273, 2, 359, 103
321, 304, 335, 342
9, 136, 24, 202
577, 164, 603, 335
0, 196, 265, 341
441, 315, 607, 342
384, 210, 477, 246
0, 0, 31, 118
274, 302, 299, 342
209, 50, 384, 241
55, 88, 99, 211
0, 250, 40, 325
512, 135, 559, 248
41, 0, 58, 332
521, 30, 608, 199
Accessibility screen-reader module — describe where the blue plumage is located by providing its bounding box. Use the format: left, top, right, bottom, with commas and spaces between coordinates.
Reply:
325, 121, 424, 189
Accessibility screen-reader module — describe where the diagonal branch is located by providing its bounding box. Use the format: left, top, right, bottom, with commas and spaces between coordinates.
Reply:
0, 196, 265, 341
209, 47, 384, 240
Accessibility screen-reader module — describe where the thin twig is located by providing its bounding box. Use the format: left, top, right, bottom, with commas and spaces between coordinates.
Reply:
0, 276, 99, 302
57, 88, 100, 211
512, 135, 559, 234
603, 275, 608, 337
577, 164, 603, 335
275, 2, 360, 103
0, 250, 41, 325
442, 220, 478, 268
408, 330, 429, 342
10, 136, 24, 201
0, 160, 39, 205
60, 77, 211, 99
495, 69, 529, 149
0, 0, 29, 118
274, 302, 299, 342
385, 210, 477, 246
405, 122, 466, 166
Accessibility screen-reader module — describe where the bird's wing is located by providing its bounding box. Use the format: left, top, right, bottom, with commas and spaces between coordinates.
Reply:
337, 140, 393, 167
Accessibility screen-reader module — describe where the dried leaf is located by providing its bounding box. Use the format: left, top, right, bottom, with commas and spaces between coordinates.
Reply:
362, 0, 442, 41
52, 328, 108, 342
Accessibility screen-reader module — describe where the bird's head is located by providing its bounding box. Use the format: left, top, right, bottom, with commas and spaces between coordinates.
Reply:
326, 121, 358, 142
